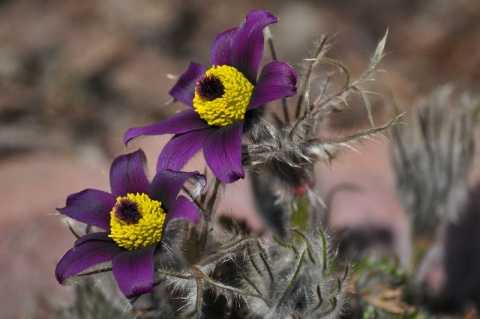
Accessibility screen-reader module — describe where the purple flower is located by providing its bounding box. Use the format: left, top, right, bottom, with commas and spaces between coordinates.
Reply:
124, 10, 297, 183
55, 150, 205, 299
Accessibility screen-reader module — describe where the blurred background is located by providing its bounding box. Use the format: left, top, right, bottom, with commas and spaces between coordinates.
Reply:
1, 0, 479, 318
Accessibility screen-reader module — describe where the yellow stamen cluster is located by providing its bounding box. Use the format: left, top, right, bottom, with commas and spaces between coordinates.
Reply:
193, 65, 254, 127
109, 193, 166, 250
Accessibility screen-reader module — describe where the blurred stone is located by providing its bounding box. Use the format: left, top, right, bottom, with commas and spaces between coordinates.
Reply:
0, 151, 109, 319
317, 139, 412, 268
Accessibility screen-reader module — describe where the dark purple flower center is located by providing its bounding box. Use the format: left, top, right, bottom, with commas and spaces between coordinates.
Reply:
114, 198, 141, 224
196, 75, 225, 101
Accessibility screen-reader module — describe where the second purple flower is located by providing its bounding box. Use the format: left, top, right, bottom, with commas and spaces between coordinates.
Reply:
55, 150, 205, 299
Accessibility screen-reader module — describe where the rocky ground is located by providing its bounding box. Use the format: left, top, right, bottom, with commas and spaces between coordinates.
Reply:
1, 0, 479, 318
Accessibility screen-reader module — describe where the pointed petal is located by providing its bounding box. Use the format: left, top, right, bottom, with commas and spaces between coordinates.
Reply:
165, 195, 201, 226
110, 150, 149, 197
210, 28, 236, 66
231, 10, 278, 83
149, 170, 206, 211
55, 233, 121, 284
123, 109, 209, 146
112, 245, 157, 299
204, 121, 245, 183
59, 189, 115, 230
169, 62, 207, 106
156, 128, 214, 172
248, 61, 297, 109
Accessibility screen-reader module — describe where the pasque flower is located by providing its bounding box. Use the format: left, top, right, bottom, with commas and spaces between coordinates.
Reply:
55, 150, 205, 299
124, 10, 297, 183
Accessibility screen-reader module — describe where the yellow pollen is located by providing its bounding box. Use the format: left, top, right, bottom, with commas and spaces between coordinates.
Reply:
109, 193, 166, 250
193, 65, 254, 127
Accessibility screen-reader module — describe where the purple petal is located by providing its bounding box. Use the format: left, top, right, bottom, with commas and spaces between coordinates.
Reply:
59, 189, 115, 230
230, 10, 278, 83
165, 195, 200, 226
203, 121, 245, 183
74, 231, 113, 246
56, 233, 121, 284
210, 27, 237, 67
248, 61, 297, 109
149, 170, 206, 211
124, 109, 209, 146
112, 245, 157, 299
110, 150, 150, 197
156, 128, 214, 172
169, 62, 207, 107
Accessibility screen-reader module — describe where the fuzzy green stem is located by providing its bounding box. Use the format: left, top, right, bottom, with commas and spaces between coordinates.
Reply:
291, 195, 310, 242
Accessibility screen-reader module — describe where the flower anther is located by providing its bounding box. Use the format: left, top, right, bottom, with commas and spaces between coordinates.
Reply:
109, 193, 166, 250
193, 65, 254, 127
